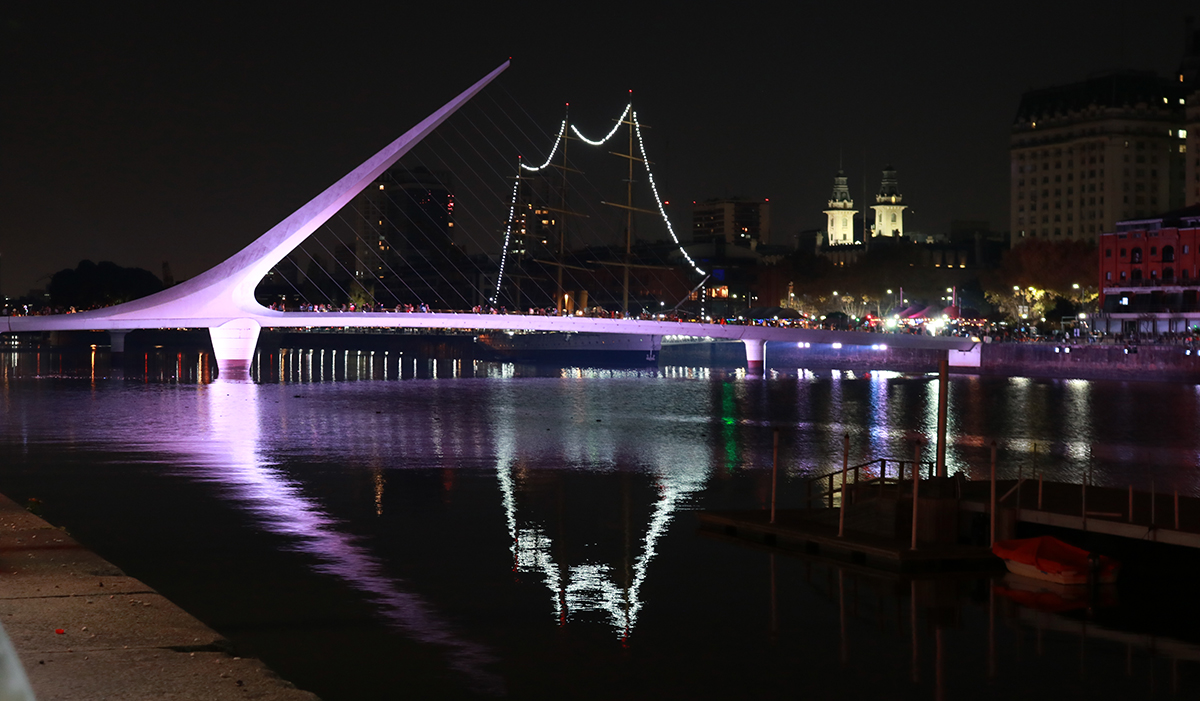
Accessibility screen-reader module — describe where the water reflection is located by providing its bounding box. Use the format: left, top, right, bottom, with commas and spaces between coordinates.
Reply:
178, 381, 503, 693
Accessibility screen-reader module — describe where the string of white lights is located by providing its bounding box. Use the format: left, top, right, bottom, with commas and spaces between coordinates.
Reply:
491, 165, 522, 304
633, 110, 705, 274
569, 103, 630, 146
519, 120, 566, 172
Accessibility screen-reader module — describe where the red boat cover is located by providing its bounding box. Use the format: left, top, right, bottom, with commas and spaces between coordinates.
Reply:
991, 536, 1119, 578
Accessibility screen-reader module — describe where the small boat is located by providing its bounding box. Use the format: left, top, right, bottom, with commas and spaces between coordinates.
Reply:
991, 536, 1119, 585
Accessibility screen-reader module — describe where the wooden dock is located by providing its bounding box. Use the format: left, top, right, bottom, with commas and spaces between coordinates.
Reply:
699, 457, 1200, 571
696, 508, 998, 572
962, 478, 1200, 550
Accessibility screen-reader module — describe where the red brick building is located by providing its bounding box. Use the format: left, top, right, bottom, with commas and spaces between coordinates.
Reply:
1098, 204, 1200, 334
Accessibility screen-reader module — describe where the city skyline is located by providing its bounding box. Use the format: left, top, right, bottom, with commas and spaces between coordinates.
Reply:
1, 2, 1196, 296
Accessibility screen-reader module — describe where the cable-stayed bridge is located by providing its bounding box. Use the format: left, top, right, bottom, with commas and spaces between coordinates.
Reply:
2, 61, 977, 379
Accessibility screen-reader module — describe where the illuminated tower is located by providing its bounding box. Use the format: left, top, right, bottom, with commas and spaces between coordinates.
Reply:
823, 170, 857, 245
870, 165, 907, 238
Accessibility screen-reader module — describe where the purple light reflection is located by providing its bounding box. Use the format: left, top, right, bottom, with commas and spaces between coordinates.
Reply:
180, 380, 504, 694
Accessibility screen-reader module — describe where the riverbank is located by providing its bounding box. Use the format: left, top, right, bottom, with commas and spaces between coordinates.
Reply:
0, 492, 317, 700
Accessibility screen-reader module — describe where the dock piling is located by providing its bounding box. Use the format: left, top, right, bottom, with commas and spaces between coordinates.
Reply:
912, 440, 922, 550
989, 441, 997, 547
770, 428, 779, 524
838, 433, 849, 537
936, 356, 948, 478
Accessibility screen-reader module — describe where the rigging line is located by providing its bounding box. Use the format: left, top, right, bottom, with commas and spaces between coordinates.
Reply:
310, 229, 380, 306
570, 103, 631, 146
520, 120, 566, 171
479, 92, 548, 164
366, 160, 484, 310
489, 88, 618, 240
634, 110, 704, 275
312, 210, 403, 307
492, 89, 649, 302
331, 209, 425, 304
434, 112, 596, 305
295, 241, 355, 305
422, 126, 596, 309
265, 264, 309, 307
366, 182, 477, 309
375, 140, 493, 278
284, 254, 334, 306
492, 161, 522, 304
423, 124, 511, 269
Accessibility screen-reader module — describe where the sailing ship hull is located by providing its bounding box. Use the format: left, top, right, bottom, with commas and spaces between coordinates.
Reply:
477, 332, 661, 366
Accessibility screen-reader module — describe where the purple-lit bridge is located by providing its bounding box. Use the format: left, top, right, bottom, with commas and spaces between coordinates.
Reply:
2, 61, 978, 379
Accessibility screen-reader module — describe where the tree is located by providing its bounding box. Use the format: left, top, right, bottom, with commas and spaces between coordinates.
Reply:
47, 260, 163, 310
981, 240, 1098, 323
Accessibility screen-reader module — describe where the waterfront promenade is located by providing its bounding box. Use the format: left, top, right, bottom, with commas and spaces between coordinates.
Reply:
0, 492, 316, 700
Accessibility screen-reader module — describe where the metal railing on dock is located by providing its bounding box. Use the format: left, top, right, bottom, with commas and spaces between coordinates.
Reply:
804, 458, 937, 509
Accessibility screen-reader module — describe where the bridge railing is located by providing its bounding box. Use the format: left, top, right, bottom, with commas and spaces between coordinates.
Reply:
805, 457, 937, 509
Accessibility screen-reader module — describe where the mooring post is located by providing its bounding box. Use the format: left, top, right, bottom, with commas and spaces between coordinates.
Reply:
770, 428, 780, 524
936, 355, 948, 478
989, 441, 997, 548
838, 433, 849, 537
911, 440, 922, 550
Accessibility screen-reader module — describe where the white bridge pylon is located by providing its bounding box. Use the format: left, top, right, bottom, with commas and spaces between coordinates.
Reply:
4, 60, 978, 379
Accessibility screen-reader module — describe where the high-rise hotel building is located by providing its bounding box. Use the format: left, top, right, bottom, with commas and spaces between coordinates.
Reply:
1009, 72, 1189, 245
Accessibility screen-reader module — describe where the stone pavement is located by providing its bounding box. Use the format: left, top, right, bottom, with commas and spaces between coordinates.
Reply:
0, 492, 318, 700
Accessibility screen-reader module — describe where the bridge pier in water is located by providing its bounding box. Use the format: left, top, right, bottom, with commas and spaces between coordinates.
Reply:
208, 319, 261, 382
743, 339, 766, 376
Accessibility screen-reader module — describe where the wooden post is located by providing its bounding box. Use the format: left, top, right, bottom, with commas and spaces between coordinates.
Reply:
838, 433, 849, 537
879, 459, 885, 498
770, 428, 779, 524
1017, 460, 1023, 511
1081, 477, 1087, 530
989, 441, 997, 547
936, 355, 948, 478
911, 440, 922, 550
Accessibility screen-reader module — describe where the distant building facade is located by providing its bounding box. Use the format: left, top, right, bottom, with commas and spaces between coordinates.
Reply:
354, 165, 455, 281
1098, 204, 1200, 334
1010, 71, 1189, 245
692, 198, 771, 248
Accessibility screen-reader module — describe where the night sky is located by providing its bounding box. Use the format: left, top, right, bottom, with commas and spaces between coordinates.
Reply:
2, 2, 1195, 298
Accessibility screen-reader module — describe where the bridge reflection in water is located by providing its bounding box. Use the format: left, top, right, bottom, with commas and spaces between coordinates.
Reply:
7, 351, 1200, 698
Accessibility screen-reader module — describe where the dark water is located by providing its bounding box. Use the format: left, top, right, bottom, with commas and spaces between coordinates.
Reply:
3, 348, 1200, 699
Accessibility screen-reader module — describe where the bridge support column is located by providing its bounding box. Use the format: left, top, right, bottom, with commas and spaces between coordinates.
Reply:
109, 331, 127, 355
209, 319, 261, 382
743, 339, 766, 376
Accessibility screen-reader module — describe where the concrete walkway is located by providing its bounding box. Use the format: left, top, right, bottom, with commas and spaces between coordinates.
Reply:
0, 493, 318, 700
